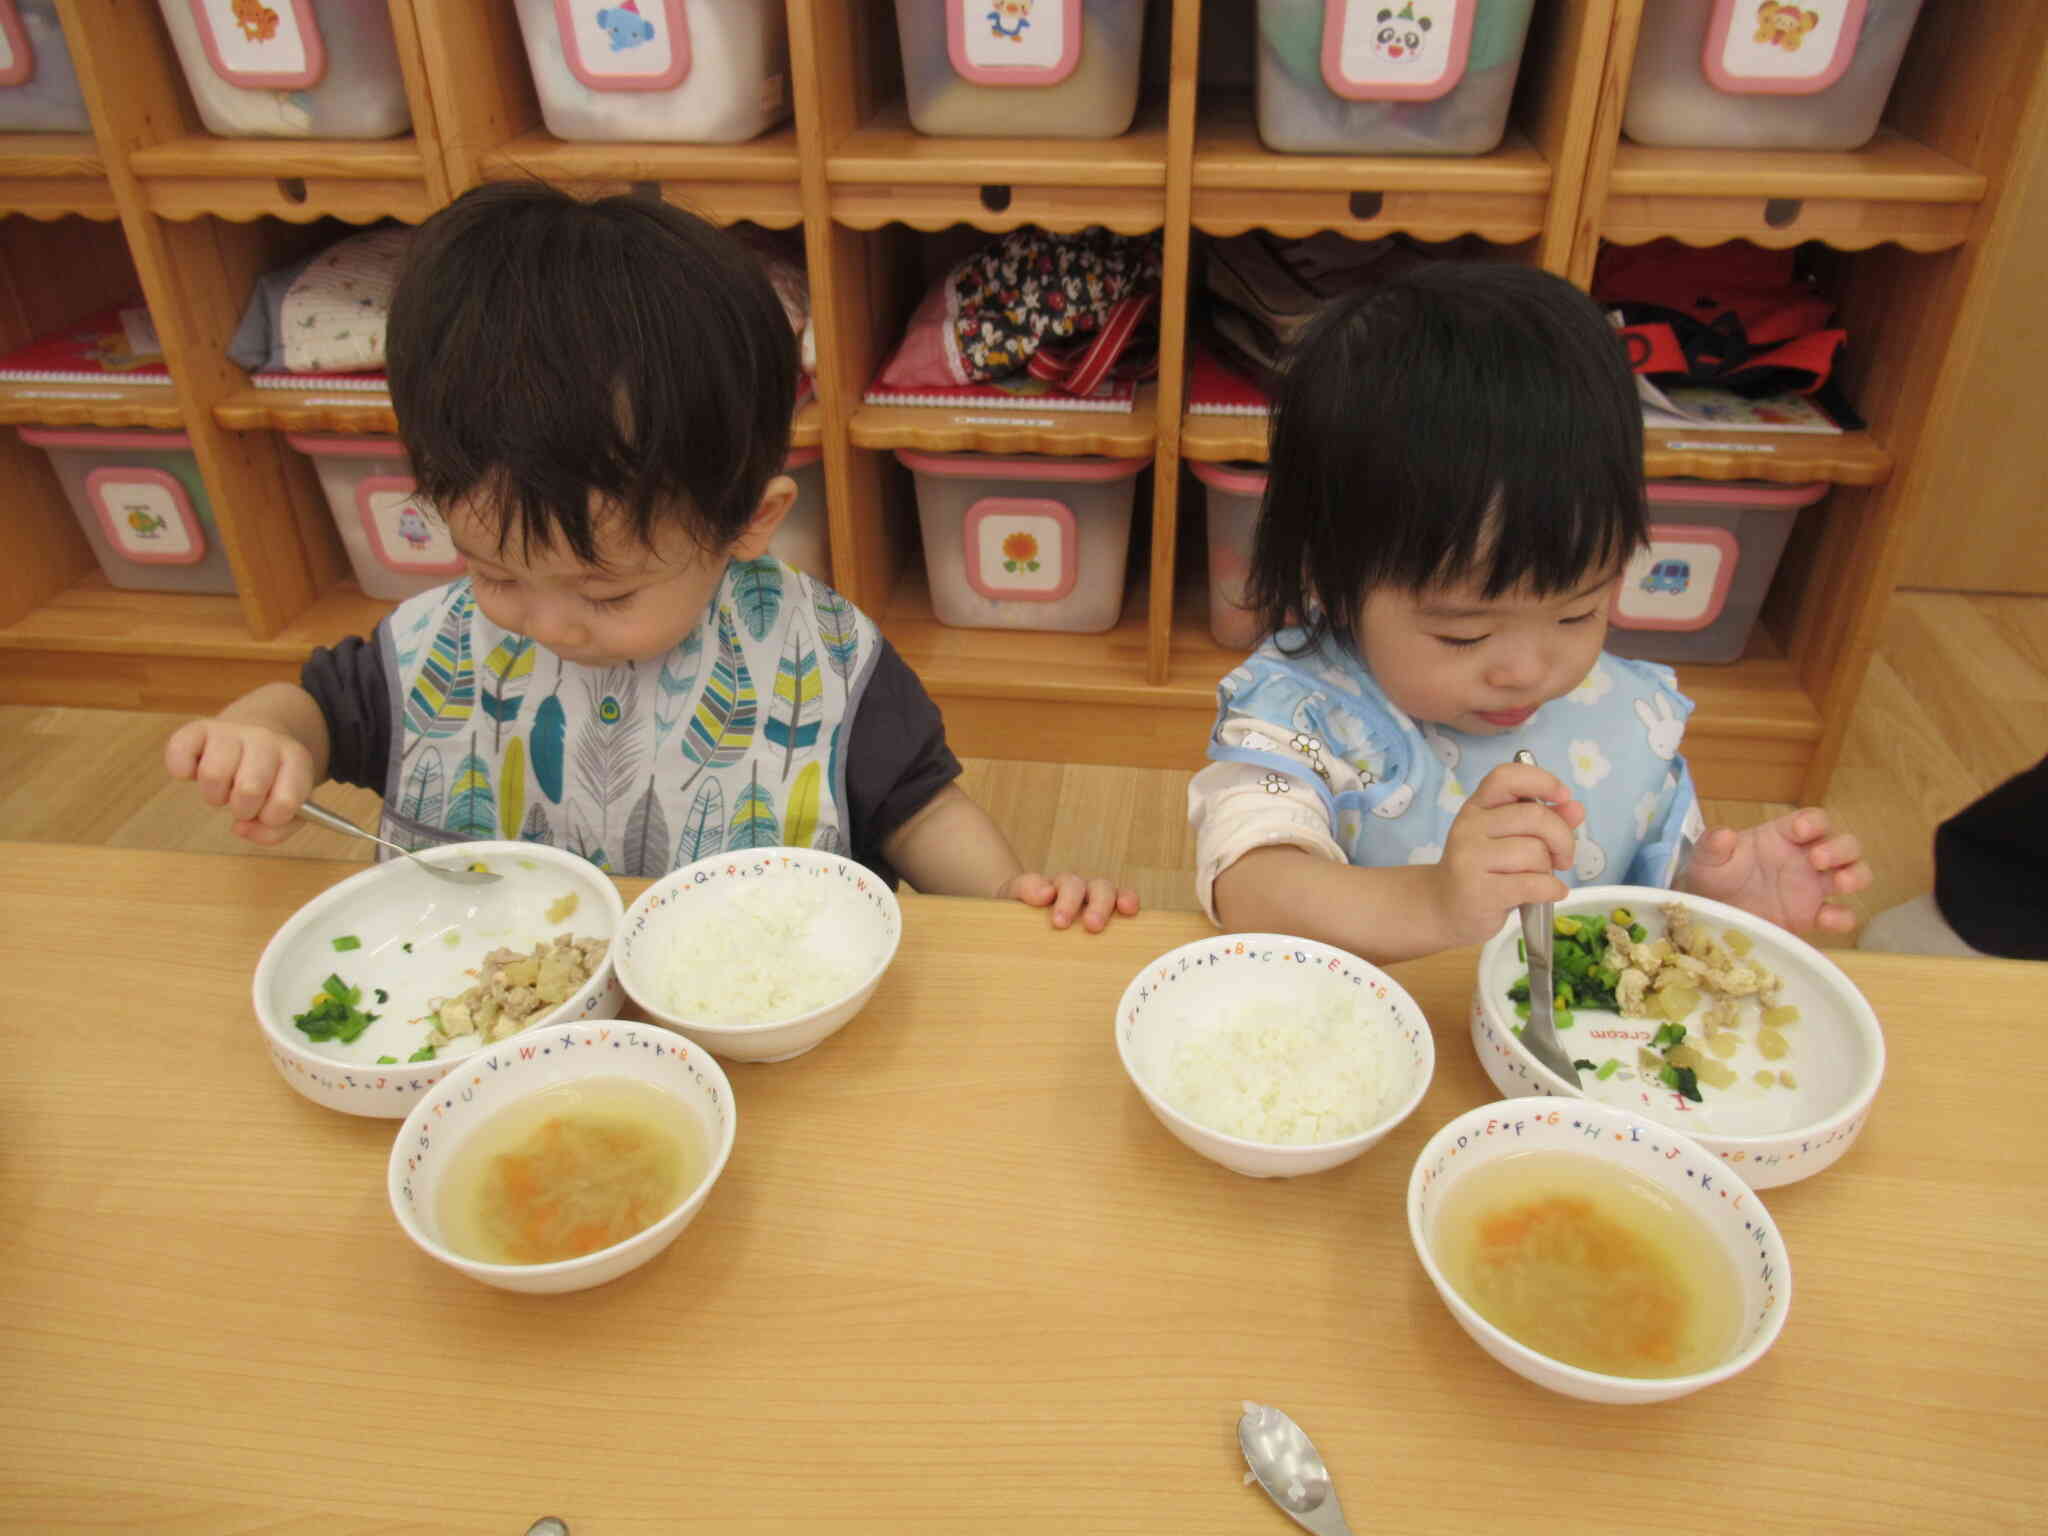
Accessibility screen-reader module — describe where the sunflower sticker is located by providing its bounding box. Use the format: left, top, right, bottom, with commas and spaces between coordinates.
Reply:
963, 496, 1078, 603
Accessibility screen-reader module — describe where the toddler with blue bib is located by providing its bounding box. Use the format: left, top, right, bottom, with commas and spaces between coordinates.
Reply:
1189, 263, 1871, 963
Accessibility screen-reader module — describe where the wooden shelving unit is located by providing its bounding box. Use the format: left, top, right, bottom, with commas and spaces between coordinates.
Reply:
0, 0, 2040, 802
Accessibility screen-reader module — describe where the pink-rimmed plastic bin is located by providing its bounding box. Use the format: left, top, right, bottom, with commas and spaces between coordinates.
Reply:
1189, 458, 1267, 650
1254, 0, 1536, 156
1622, 0, 1926, 151
513, 0, 790, 144
769, 445, 829, 586
0, 1, 92, 133
1605, 479, 1826, 665
155, 0, 411, 139
288, 434, 458, 603
893, 0, 1149, 139
22, 426, 237, 595
898, 449, 1145, 633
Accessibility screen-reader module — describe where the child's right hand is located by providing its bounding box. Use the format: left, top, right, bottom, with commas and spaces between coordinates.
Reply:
163, 717, 315, 846
1430, 760, 1587, 946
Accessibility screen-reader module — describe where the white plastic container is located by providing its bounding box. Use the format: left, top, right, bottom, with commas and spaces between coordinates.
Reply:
156, 0, 411, 139
22, 426, 238, 595
893, 0, 1149, 139
513, 0, 790, 143
770, 446, 830, 586
1622, 0, 1925, 151
1605, 479, 1825, 665
1189, 459, 1266, 650
0, 1, 91, 132
1255, 0, 1535, 155
287, 434, 459, 602
898, 449, 1145, 633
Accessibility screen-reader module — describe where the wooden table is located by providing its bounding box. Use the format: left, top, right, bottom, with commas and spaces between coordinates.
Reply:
2, 844, 2043, 1534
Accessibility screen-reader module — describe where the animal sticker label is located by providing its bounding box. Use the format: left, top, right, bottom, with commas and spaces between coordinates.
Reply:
950, 0, 1082, 86
963, 497, 1079, 603
358, 477, 462, 577
0, 2, 34, 88
1612, 525, 1740, 632
1323, 0, 1475, 101
85, 467, 207, 565
1704, 0, 1869, 94
187, 0, 326, 90
556, 0, 691, 91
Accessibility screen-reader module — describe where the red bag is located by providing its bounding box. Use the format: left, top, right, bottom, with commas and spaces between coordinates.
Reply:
1594, 240, 1846, 398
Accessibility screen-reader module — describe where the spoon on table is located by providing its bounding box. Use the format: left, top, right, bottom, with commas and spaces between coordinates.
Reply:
1511, 749, 1581, 1090
296, 799, 502, 886
1239, 1402, 1354, 1536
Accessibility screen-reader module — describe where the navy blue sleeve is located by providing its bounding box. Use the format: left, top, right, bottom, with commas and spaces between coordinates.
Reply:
300, 628, 391, 792
843, 639, 961, 886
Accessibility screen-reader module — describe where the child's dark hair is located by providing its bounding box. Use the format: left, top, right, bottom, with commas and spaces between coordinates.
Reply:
1246, 262, 1646, 653
387, 181, 797, 565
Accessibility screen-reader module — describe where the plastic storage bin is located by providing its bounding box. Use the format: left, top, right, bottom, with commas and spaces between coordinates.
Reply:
894, 0, 1149, 139
770, 447, 829, 586
898, 449, 1145, 633
0, 1, 91, 132
1255, 0, 1535, 155
1605, 479, 1825, 665
288, 435, 460, 602
156, 0, 411, 139
513, 0, 790, 143
1190, 459, 1266, 650
1622, 0, 1925, 151
22, 426, 238, 595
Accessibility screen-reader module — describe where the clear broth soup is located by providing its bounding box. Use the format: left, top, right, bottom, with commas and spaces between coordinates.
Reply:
436, 1077, 706, 1266
1431, 1150, 1741, 1379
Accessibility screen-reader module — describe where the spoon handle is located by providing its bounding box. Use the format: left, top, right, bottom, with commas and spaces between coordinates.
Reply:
297, 797, 411, 858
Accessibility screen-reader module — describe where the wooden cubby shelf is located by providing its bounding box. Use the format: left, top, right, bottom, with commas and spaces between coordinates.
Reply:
0, 0, 2039, 806
0, 133, 115, 220
1191, 96, 1552, 243
477, 129, 805, 228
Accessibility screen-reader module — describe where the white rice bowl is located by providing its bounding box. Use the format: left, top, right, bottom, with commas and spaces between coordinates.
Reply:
1115, 934, 1435, 1179
616, 849, 901, 1063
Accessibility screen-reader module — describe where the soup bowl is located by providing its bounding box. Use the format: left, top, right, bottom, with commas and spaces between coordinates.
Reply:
253, 840, 626, 1117
1408, 1098, 1792, 1405
387, 1019, 737, 1294
1114, 933, 1435, 1179
1471, 885, 1884, 1188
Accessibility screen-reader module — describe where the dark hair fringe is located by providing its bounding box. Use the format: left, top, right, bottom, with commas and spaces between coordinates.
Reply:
1245, 261, 1647, 654
386, 181, 798, 567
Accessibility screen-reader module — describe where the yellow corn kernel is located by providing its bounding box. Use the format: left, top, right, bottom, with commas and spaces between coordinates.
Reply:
1762, 1004, 1801, 1028
1722, 929, 1754, 957
1778, 1069, 1798, 1090
1666, 1042, 1704, 1072
1757, 1028, 1790, 1061
1698, 1060, 1738, 1090
1755, 1070, 1777, 1088
1708, 1030, 1742, 1060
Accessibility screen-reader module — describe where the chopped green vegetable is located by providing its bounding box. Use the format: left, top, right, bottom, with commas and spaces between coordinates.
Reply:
1629, 923, 1648, 943
1573, 1058, 1597, 1073
331, 934, 361, 952
291, 973, 379, 1044
407, 1043, 437, 1063
1609, 907, 1634, 926
1517, 938, 1526, 963
1554, 1007, 1574, 1030
401, 941, 414, 954
375, 1056, 397, 1065
1658, 1064, 1702, 1102
373, 988, 389, 1004
1507, 977, 1531, 1003
1514, 999, 1531, 1020
1651, 1021, 1688, 1053
1596, 1058, 1621, 1081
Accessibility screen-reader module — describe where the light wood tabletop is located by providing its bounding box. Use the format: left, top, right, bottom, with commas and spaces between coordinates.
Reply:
1, 843, 2042, 1534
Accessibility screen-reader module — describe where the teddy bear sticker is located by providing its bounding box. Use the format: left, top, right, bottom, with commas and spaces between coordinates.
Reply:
1754, 1, 1823, 51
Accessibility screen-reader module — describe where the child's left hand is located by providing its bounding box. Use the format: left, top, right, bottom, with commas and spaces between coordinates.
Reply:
1680, 809, 1871, 934
1002, 872, 1141, 933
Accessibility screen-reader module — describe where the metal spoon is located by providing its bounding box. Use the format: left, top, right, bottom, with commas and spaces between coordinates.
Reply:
296, 799, 502, 886
1511, 750, 1581, 1089
1238, 1402, 1354, 1536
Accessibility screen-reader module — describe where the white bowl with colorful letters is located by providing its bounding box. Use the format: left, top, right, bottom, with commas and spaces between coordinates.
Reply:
253, 840, 625, 1118
1471, 885, 1884, 1189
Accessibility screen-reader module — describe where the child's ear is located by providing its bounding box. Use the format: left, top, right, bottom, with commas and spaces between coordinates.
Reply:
729, 475, 796, 562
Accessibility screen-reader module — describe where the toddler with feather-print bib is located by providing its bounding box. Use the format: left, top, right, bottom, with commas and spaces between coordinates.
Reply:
165, 184, 1137, 932
1190, 264, 1871, 964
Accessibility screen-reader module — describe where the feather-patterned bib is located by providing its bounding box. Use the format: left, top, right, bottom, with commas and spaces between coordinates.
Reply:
377, 560, 881, 877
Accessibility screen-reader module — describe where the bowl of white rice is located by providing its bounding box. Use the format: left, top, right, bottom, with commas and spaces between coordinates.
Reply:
1114, 934, 1436, 1179
615, 849, 901, 1062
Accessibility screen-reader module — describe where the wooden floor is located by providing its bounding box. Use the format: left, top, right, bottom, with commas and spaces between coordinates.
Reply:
4, 591, 2043, 944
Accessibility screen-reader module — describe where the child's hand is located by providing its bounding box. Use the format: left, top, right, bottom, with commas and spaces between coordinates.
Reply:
1001, 872, 1141, 933
1681, 809, 1870, 934
1430, 761, 1588, 947
164, 717, 315, 846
